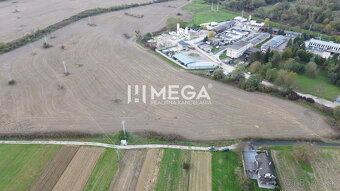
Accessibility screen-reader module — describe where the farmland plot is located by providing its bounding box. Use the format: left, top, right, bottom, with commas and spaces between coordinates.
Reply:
0, 144, 60, 191
52, 147, 104, 191
0, 0, 335, 141
30, 146, 79, 191
272, 148, 340, 191
109, 149, 147, 191
0, 0, 153, 42
85, 149, 122, 191
156, 149, 191, 191
136, 149, 164, 191
188, 151, 212, 191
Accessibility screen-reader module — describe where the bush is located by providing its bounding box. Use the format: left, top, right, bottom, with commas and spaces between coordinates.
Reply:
8, 80, 16, 85
182, 162, 190, 170
284, 59, 305, 74
118, 129, 128, 140
333, 106, 340, 120
306, 62, 318, 78
212, 69, 224, 80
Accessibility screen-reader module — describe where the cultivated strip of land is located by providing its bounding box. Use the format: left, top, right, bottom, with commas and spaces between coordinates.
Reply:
109, 150, 147, 191
52, 147, 104, 191
30, 146, 79, 191
188, 151, 212, 191
135, 149, 164, 191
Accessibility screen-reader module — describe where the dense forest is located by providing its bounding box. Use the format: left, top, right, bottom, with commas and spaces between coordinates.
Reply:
218, 0, 340, 36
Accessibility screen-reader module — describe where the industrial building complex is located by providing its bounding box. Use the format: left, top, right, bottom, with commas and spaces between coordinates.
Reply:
150, 15, 339, 74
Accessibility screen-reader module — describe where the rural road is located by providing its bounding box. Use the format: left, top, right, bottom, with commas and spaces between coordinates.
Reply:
0, 140, 237, 151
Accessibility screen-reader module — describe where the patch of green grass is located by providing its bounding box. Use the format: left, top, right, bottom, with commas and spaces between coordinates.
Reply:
211, 151, 242, 191
249, 179, 268, 191
255, 37, 272, 48
219, 52, 227, 60
183, 0, 242, 26
188, 53, 199, 57
295, 70, 340, 101
0, 144, 61, 191
298, 161, 313, 173
84, 149, 122, 191
156, 149, 190, 191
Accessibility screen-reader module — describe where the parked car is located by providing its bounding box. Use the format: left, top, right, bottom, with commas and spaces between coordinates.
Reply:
208, 146, 216, 151
221, 147, 230, 152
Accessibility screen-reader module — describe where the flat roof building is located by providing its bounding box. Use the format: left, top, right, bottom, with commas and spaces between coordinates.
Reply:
225, 41, 251, 58
305, 38, 340, 54
261, 35, 286, 52
245, 32, 271, 46
173, 53, 195, 66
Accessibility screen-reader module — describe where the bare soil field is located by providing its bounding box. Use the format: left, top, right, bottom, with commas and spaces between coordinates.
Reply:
0, 0, 153, 42
109, 149, 147, 191
188, 151, 212, 191
136, 149, 164, 191
30, 146, 79, 191
52, 147, 104, 191
0, 0, 336, 140
272, 149, 340, 191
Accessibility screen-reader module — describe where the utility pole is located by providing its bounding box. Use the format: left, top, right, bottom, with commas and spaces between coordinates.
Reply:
122, 120, 127, 139
62, 61, 69, 75
216, 0, 219, 12
4, 64, 13, 82
116, 149, 120, 161
211, 0, 213, 11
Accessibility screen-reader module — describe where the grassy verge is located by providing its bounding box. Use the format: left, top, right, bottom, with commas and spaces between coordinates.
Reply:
84, 149, 123, 191
211, 151, 242, 191
156, 149, 190, 191
0, 144, 61, 190
183, 0, 242, 26
295, 70, 340, 101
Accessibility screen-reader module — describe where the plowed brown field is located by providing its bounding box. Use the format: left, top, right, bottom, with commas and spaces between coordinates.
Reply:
135, 149, 164, 191
52, 147, 104, 191
109, 149, 147, 191
188, 151, 212, 191
30, 146, 79, 191
0, 0, 335, 140
0, 0, 153, 42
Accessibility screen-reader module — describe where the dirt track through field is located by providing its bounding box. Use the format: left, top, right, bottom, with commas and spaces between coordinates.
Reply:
0, 0, 336, 141
135, 149, 164, 191
109, 149, 147, 191
30, 146, 79, 191
52, 147, 104, 191
188, 151, 212, 191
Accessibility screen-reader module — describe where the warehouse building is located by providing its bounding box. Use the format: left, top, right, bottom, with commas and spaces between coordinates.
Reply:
261, 35, 286, 52
305, 38, 340, 54
225, 41, 251, 58
244, 32, 271, 46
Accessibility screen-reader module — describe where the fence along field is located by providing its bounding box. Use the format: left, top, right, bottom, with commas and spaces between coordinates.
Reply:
30, 146, 79, 191
52, 147, 104, 191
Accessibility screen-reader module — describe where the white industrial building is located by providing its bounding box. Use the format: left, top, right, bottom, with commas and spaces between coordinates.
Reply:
305, 38, 340, 58
225, 41, 251, 58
